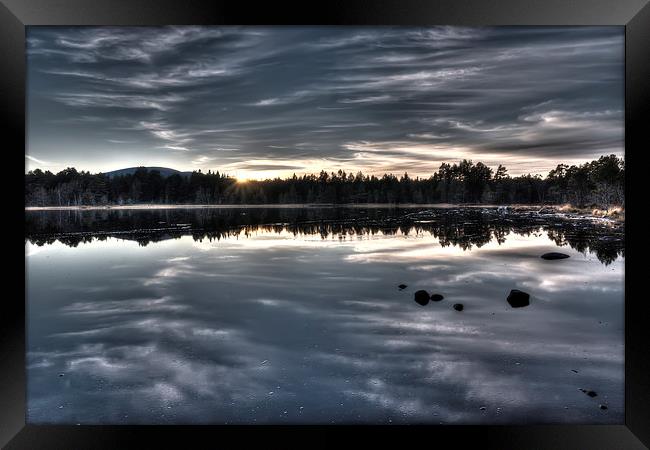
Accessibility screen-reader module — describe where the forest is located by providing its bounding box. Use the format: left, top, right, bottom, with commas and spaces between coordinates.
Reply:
25, 155, 624, 208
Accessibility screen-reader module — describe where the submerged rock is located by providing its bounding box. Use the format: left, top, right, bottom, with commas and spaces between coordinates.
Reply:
507, 289, 530, 308
398, 284, 407, 290
453, 303, 464, 311
599, 404, 608, 410
541, 252, 570, 260
579, 388, 598, 397
430, 294, 444, 301
414, 290, 430, 306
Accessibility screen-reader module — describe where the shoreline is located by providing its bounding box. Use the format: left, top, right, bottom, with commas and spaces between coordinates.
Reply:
25, 203, 624, 222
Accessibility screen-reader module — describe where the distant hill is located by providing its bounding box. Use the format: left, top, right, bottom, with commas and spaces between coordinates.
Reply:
103, 166, 192, 178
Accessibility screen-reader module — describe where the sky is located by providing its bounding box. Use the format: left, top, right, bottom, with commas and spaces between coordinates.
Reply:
26, 26, 624, 179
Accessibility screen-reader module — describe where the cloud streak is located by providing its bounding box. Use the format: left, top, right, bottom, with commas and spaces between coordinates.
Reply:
26, 26, 624, 177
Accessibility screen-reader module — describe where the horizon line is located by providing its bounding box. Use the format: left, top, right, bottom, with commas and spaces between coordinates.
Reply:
24, 153, 624, 181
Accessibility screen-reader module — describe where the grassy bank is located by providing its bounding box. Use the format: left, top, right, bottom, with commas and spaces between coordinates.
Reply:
554, 204, 625, 222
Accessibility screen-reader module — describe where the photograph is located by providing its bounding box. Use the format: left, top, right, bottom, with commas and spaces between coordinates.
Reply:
24, 25, 626, 425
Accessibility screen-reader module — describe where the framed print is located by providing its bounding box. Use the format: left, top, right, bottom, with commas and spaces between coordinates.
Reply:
2, 0, 649, 448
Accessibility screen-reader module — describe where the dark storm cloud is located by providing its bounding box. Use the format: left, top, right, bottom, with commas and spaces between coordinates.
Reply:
26, 26, 623, 177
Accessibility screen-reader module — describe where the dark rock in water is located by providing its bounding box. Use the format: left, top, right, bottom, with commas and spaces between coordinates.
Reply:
541, 252, 570, 260
398, 284, 407, 290
430, 294, 444, 301
479, 406, 486, 411
414, 290, 430, 306
58, 373, 64, 377
579, 388, 597, 397
453, 303, 464, 311
599, 404, 608, 410
507, 290, 530, 308
571, 369, 579, 374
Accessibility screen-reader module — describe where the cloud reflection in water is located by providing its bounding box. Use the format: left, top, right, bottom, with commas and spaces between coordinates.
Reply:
26, 211, 623, 424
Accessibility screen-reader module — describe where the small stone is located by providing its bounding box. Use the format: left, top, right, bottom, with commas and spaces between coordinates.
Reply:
453, 303, 464, 311
430, 294, 444, 301
398, 284, 407, 290
479, 406, 486, 411
571, 369, 579, 373
58, 373, 65, 377
599, 404, 608, 410
414, 290, 430, 306
541, 252, 570, 260
579, 388, 597, 397
507, 289, 530, 308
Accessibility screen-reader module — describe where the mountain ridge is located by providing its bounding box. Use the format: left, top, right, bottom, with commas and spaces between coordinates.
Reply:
103, 166, 193, 178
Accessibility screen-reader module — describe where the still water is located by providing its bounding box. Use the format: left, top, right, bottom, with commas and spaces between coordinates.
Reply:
26, 207, 624, 424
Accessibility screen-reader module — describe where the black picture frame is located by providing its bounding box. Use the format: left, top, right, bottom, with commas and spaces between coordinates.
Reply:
3, 1, 649, 448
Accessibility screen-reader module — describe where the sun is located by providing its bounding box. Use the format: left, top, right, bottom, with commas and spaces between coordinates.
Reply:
236, 177, 249, 184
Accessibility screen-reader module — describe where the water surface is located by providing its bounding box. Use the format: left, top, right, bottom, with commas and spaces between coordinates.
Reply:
26, 207, 624, 424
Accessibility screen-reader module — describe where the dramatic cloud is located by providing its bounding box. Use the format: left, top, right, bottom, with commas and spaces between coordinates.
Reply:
26, 26, 624, 178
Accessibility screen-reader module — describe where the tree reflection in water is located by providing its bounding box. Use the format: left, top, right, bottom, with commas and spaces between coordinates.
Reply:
26, 207, 624, 265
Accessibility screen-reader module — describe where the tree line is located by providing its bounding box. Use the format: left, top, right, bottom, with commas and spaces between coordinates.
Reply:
25, 154, 624, 207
